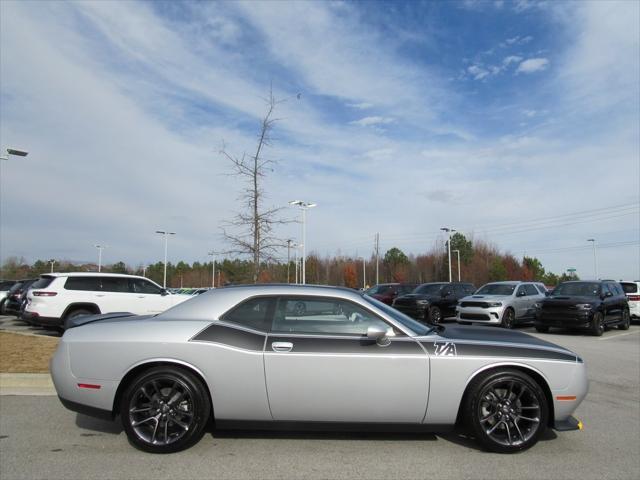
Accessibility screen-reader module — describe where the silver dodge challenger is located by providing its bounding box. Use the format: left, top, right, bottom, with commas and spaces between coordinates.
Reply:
50, 285, 588, 454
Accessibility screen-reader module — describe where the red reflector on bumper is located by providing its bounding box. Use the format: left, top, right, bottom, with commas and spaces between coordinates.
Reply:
33, 291, 57, 296
77, 383, 101, 390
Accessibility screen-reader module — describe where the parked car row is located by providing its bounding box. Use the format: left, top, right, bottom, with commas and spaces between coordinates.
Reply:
362, 279, 635, 337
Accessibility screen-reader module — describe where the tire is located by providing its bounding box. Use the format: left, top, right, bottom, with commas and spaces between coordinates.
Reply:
0, 299, 6, 315
534, 325, 549, 333
464, 369, 548, 454
120, 366, 211, 453
618, 309, 631, 330
428, 306, 442, 324
501, 308, 515, 329
590, 311, 604, 336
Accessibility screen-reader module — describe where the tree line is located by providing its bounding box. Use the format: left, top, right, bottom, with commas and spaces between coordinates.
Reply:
0, 233, 577, 288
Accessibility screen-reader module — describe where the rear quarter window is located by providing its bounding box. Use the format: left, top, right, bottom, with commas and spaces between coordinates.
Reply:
64, 277, 102, 291
621, 283, 638, 294
31, 276, 55, 289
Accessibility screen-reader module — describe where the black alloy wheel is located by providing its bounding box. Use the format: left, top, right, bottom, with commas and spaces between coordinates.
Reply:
501, 308, 515, 329
465, 369, 548, 453
428, 306, 442, 324
590, 311, 605, 336
121, 366, 210, 453
618, 309, 631, 330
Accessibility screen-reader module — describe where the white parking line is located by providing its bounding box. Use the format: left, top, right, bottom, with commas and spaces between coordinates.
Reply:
599, 330, 640, 340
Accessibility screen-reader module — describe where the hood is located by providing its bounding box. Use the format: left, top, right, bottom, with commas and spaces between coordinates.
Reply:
396, 293, 439, 301
462, 294, 511, 302
423, 324, 578, 361
543, 295, 599, 305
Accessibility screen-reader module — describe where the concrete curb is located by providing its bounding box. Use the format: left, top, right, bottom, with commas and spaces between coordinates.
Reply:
0, 373, 56, 396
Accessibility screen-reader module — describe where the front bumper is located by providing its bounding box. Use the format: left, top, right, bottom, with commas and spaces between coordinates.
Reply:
535, 310, 593, 329
456, 305, 506, 324
393, 304, 427, 320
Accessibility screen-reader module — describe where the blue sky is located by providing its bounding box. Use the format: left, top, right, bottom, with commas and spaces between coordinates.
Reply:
1, 0, 638, 279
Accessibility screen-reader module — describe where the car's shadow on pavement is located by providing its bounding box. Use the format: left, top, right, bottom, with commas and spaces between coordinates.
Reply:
75, 414, 123, 435
437, 427, 557, 452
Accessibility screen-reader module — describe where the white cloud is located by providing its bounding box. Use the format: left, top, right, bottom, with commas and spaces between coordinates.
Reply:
350, 116, 395, 127
503, 55, 523, 66
347, 102, 374, 110
516, 57, 550, 73
468, 65, 490, 80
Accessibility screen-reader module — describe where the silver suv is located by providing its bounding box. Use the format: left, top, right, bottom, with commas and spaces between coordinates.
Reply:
456, 281, 547, 328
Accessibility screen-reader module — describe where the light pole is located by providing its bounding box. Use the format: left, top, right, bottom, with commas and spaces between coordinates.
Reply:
142, 265, 147, 277
94, 244, 107, 272
587, 239, 598, 279
289, 200, 316, 285
49, 259, 56, 273
208, 251, 216, 288
440, 227, 456, 282
361, 257, 367, 289
452, 249, 461, 282
0, 148, 28, 277
155, 230, 176, 288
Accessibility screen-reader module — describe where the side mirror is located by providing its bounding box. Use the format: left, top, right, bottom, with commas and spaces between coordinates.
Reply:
366, 326, 390, 346
160, 289, 169, 296
544, 291, 550, 297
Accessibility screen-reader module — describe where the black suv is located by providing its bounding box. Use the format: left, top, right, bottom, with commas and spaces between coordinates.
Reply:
392, 282, 476, 324
534, 280, 630, 336
2, 279, 38, 316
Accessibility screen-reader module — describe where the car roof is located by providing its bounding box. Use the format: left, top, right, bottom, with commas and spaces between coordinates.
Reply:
42, 272, 150, 280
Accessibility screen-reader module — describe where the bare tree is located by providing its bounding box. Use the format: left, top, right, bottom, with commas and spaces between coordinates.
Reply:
219, 88, 291, 283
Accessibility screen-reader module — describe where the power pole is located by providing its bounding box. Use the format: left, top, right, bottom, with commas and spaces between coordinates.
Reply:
286, 239, 292, 283
375, 233, 380, 285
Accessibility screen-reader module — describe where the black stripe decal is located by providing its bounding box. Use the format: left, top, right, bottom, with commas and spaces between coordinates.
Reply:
268, 336, 423, 355
191, 324, 265, 351
421, 341, 576, 361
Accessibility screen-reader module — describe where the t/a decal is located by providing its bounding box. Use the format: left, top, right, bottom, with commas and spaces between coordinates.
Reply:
433, 341, 457, 356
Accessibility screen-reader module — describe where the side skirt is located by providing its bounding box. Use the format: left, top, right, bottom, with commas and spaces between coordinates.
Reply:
214, 420, 454, 433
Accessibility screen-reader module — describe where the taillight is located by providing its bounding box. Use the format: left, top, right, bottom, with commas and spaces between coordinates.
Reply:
628, 295, 640, 301
33, 291, 57, 297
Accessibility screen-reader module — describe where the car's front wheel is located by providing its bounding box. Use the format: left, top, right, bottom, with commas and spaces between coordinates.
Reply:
120, 366, 211, 453
465, 369, 548, 453
590, 311, 604, 336
618, 309, 630, 330
501, 308, 515, 329
428, 306, 442, 324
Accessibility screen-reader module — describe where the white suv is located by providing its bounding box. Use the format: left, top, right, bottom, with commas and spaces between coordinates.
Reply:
23, 273, 191, 329
620, 281, 640, 321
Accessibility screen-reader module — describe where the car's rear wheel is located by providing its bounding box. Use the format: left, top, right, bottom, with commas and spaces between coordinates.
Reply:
590, 311, 604, 336
465, 369, 548, 453
428, 306, 442, 324
120, 366, 211, 453
501, 308, 515, 329
618, 309, 630, 330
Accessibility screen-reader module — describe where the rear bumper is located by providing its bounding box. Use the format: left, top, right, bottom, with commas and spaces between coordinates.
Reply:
554, 416, 583, 432
59, 396, 114, 421
22, 311, 62, 327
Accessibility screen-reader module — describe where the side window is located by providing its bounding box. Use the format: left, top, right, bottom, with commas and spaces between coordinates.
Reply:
524, 284, 539, 296
600, 283, 610, 296
131, 279, 163, 294
535, 284, 547, 294
221, 297, 274, 332
64, 277, 101, 291
272, 297, 395, 336
101, 277, 130, 293
453, 285, 466, 297
609, 283, 622, 296
516, 285, 526, 296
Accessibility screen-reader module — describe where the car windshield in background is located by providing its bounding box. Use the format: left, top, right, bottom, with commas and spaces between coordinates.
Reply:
363, 295, 431, 336
621, 283, 638, 294
476, 284, 516, 296
414, 284, 443, 295
552, 282, 600, 297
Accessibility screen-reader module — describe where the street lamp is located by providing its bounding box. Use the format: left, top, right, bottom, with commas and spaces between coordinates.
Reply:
207, 251, 216, 288
360, 257, 367, 289
452, 249, 461, 282
156, 230, 176, 288
440, 227, 456, 283
289, 200, 316, 285
0, 148, 29, 278
49, 259, 56, 273
94, 244, 107, 272
587, 239, 598, 279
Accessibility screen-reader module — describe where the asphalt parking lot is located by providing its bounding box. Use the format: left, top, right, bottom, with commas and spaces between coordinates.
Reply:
1, 317, 639, 480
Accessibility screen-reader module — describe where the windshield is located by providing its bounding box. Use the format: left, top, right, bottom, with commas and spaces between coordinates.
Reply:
363, 295, 432, 335
476, 284, 516, 296
552, 282, 600, 297
414, 284, 444, 295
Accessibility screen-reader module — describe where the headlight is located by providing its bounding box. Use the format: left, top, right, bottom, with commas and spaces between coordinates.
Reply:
488, 302, 503, 307
416, 299, 429, 305
575, 304, 593, 310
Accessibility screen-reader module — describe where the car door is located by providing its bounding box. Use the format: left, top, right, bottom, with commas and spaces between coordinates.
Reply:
98, 277, 136, 313
440, 285, 458, 317
600, 283, 616, 322
522, 284, 541, 319
129, 278, 172, 314
606, 283, 624, 322
264, 296, 429, 423
513, 285, 529, 319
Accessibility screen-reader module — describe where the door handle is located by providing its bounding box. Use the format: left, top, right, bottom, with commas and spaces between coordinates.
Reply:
272, 342, 293, 353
